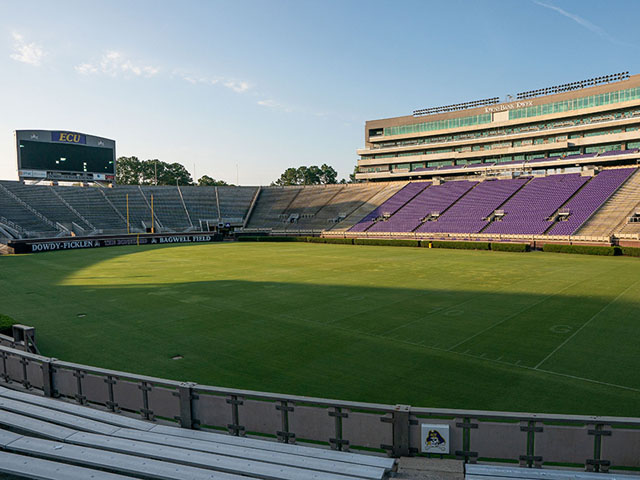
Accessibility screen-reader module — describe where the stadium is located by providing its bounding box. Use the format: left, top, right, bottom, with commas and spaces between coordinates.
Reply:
1, 53, 640, 480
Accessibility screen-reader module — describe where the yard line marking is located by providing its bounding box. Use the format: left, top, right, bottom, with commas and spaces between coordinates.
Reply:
378, 263, 573, 336
455, 349, 640, 393
534, 280, 639, 370
445, 270, 617, 352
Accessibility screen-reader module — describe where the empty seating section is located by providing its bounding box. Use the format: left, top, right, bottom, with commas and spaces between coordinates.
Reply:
578, 169, 640, 236
1, 168, 639, 239
483, 174, 589, 235
0, 386, 395, 480
330, 183, 406, 231
283, 185, 347, 230
0, 184, 55, 234
53, 186, 125, 232
217, 186, 258, 223
0, 182, 87, 231
418, 178, 528, 233
371, 181, 476, 233
304, 184, 384, 230
140, 187, 192, 231
178, 186, 219, 224
102, 186, 152, 232
349, 182, 427, 232
245, 187, 302, 229
548, 168, 636, 235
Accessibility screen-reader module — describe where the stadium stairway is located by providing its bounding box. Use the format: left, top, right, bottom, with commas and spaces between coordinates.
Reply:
0, 386, 396, 480
577, 167, 640, 236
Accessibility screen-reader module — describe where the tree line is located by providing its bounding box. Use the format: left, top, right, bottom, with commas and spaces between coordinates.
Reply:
116, 156, 359, 186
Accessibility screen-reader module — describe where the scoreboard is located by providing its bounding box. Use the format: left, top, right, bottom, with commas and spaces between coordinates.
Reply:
16, 130, 116, 183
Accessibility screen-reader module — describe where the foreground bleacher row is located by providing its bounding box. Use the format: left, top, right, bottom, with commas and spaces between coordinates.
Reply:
0, 166, 639, 241
0, 386, 395, 480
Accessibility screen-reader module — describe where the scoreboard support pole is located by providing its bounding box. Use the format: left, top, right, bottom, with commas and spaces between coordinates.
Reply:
126, 194, 130, 234
151, 194, 155, 234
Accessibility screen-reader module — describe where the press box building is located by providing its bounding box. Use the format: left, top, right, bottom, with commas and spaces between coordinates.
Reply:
356, 72, 640, 181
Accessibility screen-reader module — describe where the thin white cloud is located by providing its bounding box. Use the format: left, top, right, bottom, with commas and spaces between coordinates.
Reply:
533, 1, 635, 48
257, 99, 280, 108
174, 69, 252, 94
257, 99, 293, 113
224, 80, 250, 93
10, 32, 45, 66
75, 51, 159, 77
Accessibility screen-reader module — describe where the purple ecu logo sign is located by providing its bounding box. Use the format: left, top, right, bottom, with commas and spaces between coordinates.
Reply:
51, 131, 86, 144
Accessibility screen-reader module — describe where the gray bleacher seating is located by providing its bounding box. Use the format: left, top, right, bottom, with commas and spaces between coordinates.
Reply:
465, 464, 640, 480
52, 185, 125, 232
245, 187, 303, 229
0, 386, 395, 480
139, 186, 193, 231
1, 182, 89, 231
179, 186, 219, 227
0, 183, 56, 235
102, 186, 153, 232
217, 186, 258, 224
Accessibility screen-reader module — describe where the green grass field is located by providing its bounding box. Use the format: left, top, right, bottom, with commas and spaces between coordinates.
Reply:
1, 242, 639, 416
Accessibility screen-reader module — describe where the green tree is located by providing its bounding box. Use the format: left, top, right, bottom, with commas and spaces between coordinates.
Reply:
272, 165, 339, 186
116, 157, 193, 185
198, 175, 229, 186
115, 156, 144, 185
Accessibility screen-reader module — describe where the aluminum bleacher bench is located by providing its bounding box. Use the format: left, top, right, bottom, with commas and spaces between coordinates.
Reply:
0, 429, 248, 480
0, 386, 394, 472
0, 388, 394, 479
466, 464, 640, 480
0, 450, 142, 480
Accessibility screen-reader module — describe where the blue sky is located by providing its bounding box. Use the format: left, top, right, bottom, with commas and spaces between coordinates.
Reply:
1, 0, 639, 185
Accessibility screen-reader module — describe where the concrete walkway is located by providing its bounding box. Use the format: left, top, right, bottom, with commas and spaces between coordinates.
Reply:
395, 457, 464, 480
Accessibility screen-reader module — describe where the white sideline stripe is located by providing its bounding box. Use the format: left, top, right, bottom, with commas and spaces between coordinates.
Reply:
534, 280, 639, 370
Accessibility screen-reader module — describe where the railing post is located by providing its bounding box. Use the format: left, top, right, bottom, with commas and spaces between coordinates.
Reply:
519, 420, 543, 468
73, 369, 86, 405
587, 423, 611, 472
226, 394, 245, 436
381, 404, 411, 457
0, 351, 9, 383
175, 382, 197, 429
104, 375, 119, 412
19, 356, 31, 390
455, 416, 478, 463
138, 381, 154, 420
276, 400, 295, 443
329, 406, 349, 451
41, 359, 56, 397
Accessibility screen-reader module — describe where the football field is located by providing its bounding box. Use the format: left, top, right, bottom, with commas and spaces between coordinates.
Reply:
1, 242, 639, 416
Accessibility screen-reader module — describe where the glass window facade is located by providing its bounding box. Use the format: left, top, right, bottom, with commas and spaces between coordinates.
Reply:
509, 86, 640, 120
384, 113, 492, 136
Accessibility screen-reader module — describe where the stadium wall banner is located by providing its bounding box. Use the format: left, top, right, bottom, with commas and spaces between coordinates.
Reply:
8, 233, 222, 254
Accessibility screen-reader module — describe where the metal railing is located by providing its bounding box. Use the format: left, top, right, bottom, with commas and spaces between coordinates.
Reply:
0, 341, 639, 471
